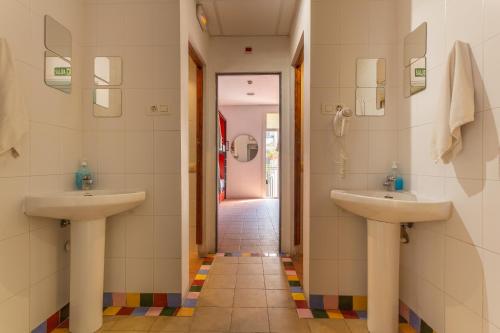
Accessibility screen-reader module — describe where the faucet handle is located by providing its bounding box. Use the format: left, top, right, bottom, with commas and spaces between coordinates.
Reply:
383, 175, 396, 191
82, 175, 93, 190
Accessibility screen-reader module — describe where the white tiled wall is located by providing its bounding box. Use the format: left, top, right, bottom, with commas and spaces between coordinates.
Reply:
397, 0, 500, 332
0, 0, 85, 331
309, 0, 399, 297
83, 0, 183, 295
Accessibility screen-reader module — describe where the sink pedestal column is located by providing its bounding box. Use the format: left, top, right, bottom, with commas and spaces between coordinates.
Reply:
367, 219, 400, 333
69, 218, 106, 333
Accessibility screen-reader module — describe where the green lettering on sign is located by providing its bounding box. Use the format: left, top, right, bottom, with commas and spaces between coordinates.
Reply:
54, 67, 71, 76
415, 68, 426, 77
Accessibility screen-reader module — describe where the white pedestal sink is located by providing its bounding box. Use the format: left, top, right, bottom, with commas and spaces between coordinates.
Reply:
25, 190, 146, 333
330, 190, 451, 333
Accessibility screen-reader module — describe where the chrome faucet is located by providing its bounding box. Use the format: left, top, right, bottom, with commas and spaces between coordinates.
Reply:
383, 175, 396, 191
82, 175, 94, 191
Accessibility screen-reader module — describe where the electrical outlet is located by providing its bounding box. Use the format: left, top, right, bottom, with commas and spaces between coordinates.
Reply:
147, 105, 169, 116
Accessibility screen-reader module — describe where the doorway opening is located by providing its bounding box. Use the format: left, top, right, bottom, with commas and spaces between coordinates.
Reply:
216, 73, 281, 254
265, 113, 279, 199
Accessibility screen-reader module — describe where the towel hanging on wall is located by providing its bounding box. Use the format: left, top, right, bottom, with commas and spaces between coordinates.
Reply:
431, 41, 475, 164
0, 38, 28, 158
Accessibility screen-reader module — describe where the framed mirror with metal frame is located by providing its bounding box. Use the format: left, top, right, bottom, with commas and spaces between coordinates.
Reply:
44, 15, 72, 94
355, 58, 386, 116
404, 22, 427, 97
230, 134, 259, 162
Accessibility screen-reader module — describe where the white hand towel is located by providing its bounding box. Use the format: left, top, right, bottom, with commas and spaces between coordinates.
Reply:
0, 38, 28, 157
431, 41, 475, 164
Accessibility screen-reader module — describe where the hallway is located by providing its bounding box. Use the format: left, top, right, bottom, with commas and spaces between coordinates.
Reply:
218, 199, 280, 254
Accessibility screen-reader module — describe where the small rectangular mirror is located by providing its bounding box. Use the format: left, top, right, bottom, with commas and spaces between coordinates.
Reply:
44, 51, 71, 94
355, 58, 386, 116
404, 23, 427, 67
44, 15, 72, 60
356, 87, 385, 116
94, 57, 122, 86
404, 23, 427, 97
404, 57, 427, 97
356, 58, 386, 88
93, 88, 122, 117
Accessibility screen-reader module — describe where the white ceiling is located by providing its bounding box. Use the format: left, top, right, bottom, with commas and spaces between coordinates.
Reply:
198, 0, 298, 36
218, 75, 280, 106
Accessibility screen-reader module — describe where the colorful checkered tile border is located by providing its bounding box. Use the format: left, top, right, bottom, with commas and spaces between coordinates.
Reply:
279, 257, 368, 320
32, 276, 204, 332
103, 292, 182, 308
101, 291, 186, 317
214, 251, 281, 257
31, 304, 69, 333
30, 251, 437, 333
180, 256, 215, 316
309, 294, 367, 312
399, 301, 437, 333
101, 256, 217, 319
305, 294, 437, 332
100, 257, 213, 319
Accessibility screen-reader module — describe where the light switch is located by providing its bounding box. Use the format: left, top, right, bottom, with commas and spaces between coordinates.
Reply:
321, 104, 336, 115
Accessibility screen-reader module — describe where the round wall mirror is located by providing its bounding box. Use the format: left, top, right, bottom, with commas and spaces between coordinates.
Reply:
230, 134, 259, 162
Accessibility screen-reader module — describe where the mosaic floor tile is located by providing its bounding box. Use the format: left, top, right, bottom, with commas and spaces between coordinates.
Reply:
176, 307, 195, 317
292, 292, 306, 301
145, 307, 163, 316
102, 306, 121, 316
131, 307, 149, 316
297, 308, 314, 319
400, 323, 418, 333
116, 307, 135, 316
311, 309, 330, 318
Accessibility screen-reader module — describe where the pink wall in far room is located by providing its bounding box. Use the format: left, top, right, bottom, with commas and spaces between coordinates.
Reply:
220, 105, 278, 199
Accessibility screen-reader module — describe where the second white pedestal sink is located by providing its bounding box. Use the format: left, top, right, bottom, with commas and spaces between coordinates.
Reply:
25, 190, 146, 333
330, 190, 451, 333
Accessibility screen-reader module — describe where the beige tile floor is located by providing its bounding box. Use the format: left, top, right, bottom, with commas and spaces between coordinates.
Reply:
96, 255, 368, 332
218, 199, 280, 254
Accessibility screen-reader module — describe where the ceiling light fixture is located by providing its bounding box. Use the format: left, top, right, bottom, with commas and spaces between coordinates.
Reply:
247, 80, 253, 85
196, 4, 208, 32
246, 92, 255, 96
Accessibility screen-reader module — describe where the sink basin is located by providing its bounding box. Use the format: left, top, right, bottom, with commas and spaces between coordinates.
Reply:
330, 190, 452, 223
25, 189, 146, 221
25, 189, 145, 333
330, 189, 452, 333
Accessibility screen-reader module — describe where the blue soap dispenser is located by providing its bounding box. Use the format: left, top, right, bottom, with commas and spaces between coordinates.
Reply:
392, 161, 404, 191
75, 160, 92, 190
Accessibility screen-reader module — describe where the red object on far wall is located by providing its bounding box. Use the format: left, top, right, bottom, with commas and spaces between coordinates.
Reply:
218, 112, 227, 201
